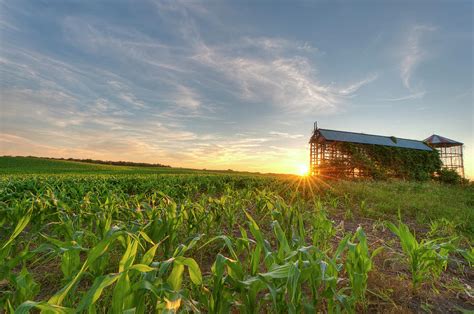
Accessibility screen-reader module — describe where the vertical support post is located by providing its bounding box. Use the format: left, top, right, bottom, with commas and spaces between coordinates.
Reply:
315, 141, 319, 175
310, 122, 320, 176
450, 146, 453, 170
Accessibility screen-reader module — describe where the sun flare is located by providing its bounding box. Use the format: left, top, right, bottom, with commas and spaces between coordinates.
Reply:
297, 164, 309, 176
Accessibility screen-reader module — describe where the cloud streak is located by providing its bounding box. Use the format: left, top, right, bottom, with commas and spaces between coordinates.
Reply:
400, 25, 436, 91
61, 13, 377, 115
339, 73, 379, 96
193, 41, 376, 113
379, 91, 426, 102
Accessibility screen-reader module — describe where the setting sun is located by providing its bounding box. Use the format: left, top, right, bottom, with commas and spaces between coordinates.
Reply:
297, 164, 309, 176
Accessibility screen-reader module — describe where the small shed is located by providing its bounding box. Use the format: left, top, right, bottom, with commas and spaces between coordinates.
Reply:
424, 134, 464, 177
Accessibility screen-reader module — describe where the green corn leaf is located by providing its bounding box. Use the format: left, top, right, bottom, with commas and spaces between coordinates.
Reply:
48, 230, 123, 305
200, 235, 238, 260
287, 262, 301, 305
15, 301, 74, 314
175, 257, 202, 285
250, 244, 262, 276
136, 280, 167, 298
259, 263, 292, 280
244, 211, 265, 246
371, 246, 384, 259
141, 243, 159, 265
119, 237, 139, 272
334, 234, 350, 259
272, 221, 290, 259
13, 266, 40, 304
139, 231, 155, 245
76, 274, 120, 312
129, 264, 155, 272
2, 206, 33, 251
112, 272, 131, 313
167, 263, 184, 291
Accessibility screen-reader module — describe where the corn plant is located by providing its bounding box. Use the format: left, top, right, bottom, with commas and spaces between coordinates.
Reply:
345, 227, 383, 308
387, 219, 455, 289
47, 228, 126, 306
310, 205, 336, 252
0, 205, 37, 309
1, 172, 470, 312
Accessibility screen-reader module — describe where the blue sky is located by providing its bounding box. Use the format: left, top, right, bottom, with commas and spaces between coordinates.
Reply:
0, 0, 472, 175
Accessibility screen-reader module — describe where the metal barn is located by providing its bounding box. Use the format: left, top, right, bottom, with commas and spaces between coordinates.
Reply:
309, 124, 433, 177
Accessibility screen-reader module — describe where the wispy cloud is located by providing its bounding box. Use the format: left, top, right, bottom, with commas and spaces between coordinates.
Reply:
118, 93, 148, 109
193, 48, 333, 112
173, 85, 201, 109
339, 73, 379, 96
379, 91, 426, 102
192, 41, 374, 113
269, 131, 304, 139
60, 9, 378, 116
400, 24, 436, 91
379, 24, 436, 103
231, 36, 320, 54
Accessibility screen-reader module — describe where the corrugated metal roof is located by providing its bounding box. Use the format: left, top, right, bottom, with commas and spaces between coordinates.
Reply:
424, 134, 463, 146
312, 128, 433, 151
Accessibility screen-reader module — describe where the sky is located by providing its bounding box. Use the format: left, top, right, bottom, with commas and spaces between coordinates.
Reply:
0, 0, 472, 176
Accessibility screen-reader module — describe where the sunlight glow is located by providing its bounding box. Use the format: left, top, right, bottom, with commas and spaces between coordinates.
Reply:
297, 164, 309, 176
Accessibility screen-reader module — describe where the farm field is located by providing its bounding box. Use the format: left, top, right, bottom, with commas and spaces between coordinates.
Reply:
0, 157, 261, 176
0, 157, 473, 313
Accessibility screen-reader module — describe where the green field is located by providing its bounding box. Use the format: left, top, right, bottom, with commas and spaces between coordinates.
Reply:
0, 156, 258, 175
0, 157, 473, 313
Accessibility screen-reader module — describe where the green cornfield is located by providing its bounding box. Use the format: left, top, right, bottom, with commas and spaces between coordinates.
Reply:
1, 158, 473, 313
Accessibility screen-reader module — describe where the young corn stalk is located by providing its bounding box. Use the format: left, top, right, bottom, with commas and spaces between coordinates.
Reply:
0, 205, 39, 310
345, 227, 383, 309
311, 206, 336, 252
387, 219, 455, 290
